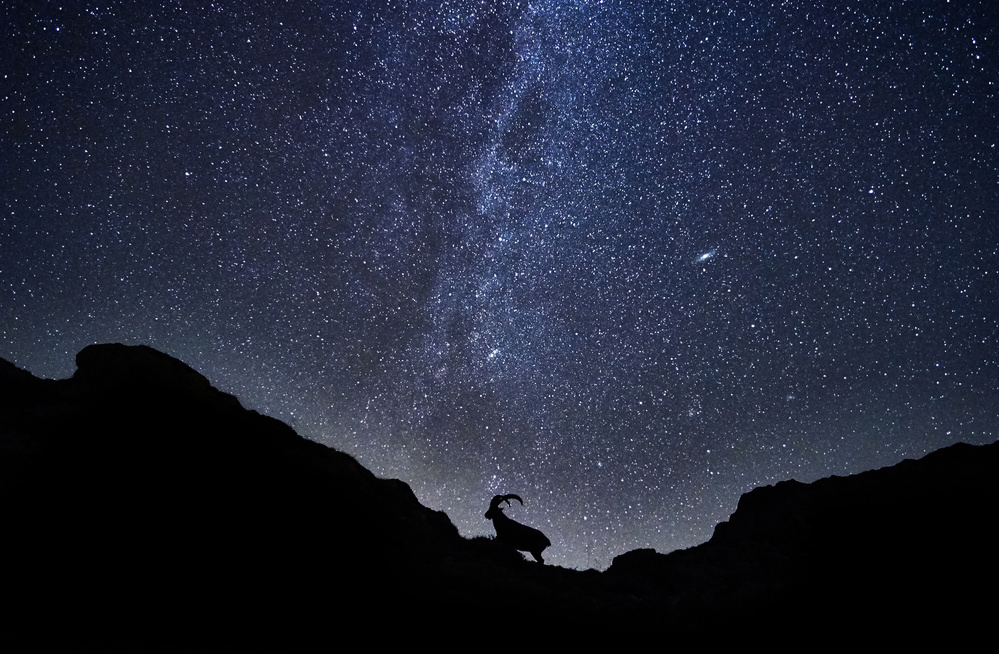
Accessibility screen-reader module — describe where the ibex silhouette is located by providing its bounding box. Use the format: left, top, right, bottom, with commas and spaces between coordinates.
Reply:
485, 494, 551, 564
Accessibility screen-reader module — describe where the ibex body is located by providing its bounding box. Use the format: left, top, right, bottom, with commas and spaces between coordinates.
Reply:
485, 494, 551, 564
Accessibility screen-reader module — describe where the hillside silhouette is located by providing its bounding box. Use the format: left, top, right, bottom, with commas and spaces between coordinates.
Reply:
2, 344, 996, 648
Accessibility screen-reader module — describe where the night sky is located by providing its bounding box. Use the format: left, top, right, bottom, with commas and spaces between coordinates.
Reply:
3, 0, 997, 569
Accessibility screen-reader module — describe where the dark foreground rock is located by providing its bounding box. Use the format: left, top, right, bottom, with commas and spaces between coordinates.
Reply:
2, 345, 996, 648
608, 438, 999, 637
1, 345, 466, 647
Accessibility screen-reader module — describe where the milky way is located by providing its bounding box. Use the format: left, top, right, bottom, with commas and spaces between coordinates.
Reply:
3, 1, 997, 569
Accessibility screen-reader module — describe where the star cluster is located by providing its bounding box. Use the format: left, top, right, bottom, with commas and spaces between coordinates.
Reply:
3, 0, 997, 569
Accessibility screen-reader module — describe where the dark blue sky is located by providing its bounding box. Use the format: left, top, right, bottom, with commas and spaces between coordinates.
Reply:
3, 0, 997, 569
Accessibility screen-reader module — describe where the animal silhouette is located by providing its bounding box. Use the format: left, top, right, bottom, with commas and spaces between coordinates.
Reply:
485, 494, 551, 564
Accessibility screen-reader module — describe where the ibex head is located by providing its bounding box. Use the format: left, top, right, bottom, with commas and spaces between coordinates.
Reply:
485, 494, 522, 520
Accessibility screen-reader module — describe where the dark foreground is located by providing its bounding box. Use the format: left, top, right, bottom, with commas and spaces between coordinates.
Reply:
2, 344, 996, 649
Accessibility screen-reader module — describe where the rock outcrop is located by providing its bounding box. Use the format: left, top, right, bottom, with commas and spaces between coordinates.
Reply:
608, 439, 999, 634
1, 344, 462, 647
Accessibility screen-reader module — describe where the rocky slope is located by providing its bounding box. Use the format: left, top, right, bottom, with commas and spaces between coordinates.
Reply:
2, 344, 995, 648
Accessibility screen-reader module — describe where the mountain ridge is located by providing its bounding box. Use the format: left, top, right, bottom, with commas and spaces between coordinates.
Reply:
2, 344, 995, 647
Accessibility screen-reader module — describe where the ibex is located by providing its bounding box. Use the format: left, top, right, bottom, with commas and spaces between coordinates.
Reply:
485, 494, 551, 564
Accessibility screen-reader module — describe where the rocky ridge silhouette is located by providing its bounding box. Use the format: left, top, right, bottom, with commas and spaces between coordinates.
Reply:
2, 344, 995, 648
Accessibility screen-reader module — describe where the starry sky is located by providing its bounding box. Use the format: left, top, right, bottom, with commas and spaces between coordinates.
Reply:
3, 0, 997, 569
